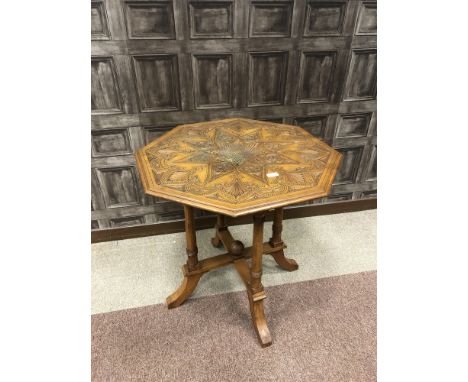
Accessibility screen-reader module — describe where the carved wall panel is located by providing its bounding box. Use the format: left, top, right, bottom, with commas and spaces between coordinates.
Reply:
248, 52, 288, 106
336, 113, 371, 138
334, 146, 364, 185
125, 1, 176, 39
91, 58, 121, 113
343, 49, 377, 100
91, 129, 132, 157
132, 55, 180, 111
303, 1, 346, 36
91, 1, 110, 40
192, 54, 232, 108
298, 51, 336, 103
95, 166, 141, 208
188, 1, 234, 38
91, 0, 377, 230
249, 1, 293, 37
356, 1, 377, 35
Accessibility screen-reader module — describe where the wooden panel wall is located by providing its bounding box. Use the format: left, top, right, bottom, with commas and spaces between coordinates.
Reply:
91, 0, 377, 230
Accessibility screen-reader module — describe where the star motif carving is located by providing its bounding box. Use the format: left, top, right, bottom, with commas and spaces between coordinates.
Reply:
143, 119, 336, 205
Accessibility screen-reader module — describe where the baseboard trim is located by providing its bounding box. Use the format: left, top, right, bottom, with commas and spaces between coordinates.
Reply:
91, 198, 376, 243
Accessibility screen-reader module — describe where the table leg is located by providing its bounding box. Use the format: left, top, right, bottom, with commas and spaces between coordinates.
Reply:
269, 208, 298, 271
249, 212, 272, 347
211, 214, 226, 248
166, 205, 202, 309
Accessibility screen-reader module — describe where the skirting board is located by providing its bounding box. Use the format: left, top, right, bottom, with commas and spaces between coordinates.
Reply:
91, 198, 376, 243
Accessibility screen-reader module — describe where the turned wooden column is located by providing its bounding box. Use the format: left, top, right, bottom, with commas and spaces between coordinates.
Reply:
269, 207, 284, 247
184, 205, 199, 271
269, 207, 298, 271
251, 213, 265, 294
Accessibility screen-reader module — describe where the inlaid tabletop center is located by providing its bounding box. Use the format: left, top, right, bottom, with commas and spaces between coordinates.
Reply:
212, 142, 256, 166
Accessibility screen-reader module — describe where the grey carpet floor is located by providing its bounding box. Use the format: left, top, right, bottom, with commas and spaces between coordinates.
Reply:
92, 210, 376, 314
92, 271, 376, 382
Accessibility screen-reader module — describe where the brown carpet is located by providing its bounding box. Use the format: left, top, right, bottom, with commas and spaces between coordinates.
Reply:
92, 271, 376, 382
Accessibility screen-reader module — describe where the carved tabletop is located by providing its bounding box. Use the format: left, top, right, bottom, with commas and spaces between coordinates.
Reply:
135, 118, 342, 347
136, 118, 342, 216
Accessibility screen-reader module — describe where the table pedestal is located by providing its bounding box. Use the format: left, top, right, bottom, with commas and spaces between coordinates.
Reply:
166, 206, 298, 347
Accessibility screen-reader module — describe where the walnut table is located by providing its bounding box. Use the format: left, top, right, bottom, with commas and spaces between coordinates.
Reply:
135, 118, 341, 347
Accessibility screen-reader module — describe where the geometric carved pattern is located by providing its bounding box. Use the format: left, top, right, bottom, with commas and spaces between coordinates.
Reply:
248, 52, 288, 106
91, 57, 121, 113
304, 1, 346, 36
133, 55, 180, 111
136, 118, 341, 216
188, 1, 233, 38
336, 113, 371, 138
249, 1, 293, 37
192, 54, 232, 109
298, 51, 336, 103
91, 1, 110, 40
344, 49, 377, 101
356, 1, 377, 35
125, 1, 175, 39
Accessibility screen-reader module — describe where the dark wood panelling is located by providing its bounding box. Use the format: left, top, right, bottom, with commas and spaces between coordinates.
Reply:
336, 112, 371, 138
110, 215, 145, 227
91, 57, 121, 113
333, 146, 364, 185
124, 1, 176, 39
92, 198, 377, 240
361, 190, 376, 199
303, 1, 346, 36
298, 51, 336, 103
323, 191, 353, 203
248, 52, 288, 106
188, 1, 234, 38
91, 0, 377, 231
366, 145, 377, 181
91, 1, 110, 40
249, 1, 293, 37
355, 1, 377, 35
91, 129, 132, 157
96, 167, 140, 208
344, 49, 377, 100
143, 125, 175, 144
192, 54, 232, 108
293, 116, 327, 139
132, 54, 180, 111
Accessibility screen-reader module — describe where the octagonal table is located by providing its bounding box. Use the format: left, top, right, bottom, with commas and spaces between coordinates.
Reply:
135, 118, 341, 347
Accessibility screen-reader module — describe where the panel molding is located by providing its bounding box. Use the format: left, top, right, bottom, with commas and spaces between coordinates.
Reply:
303, 1, 347, 37
124, 0, 176, 39
248, 51, 289, 106
192, 53, 233, 109
188, 1, 234, 39
91, 57, 123, 114
355, 1, 377, 36
91, 1, 111, 40
297, 50, 337, 103
132, 54, 181, 112
249, 1, 293, 38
